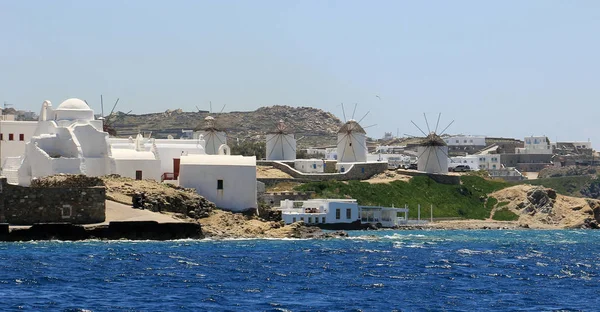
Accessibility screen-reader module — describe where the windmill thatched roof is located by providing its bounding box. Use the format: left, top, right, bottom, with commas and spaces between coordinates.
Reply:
338, 120, 366, 134
267, 120, 293, 134
419, 132, 447, 146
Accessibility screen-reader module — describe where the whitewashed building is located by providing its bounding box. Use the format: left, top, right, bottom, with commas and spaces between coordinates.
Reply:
517, 136, 552, 154
279, 199, 408, 228
178, 154, 257, 212
0, 112, 37, 169
294, 159, 325, 173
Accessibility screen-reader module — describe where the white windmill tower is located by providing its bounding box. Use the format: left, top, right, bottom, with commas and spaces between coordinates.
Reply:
266, 120, 296, 160
410, 113, 453, 174
336, 104, 370, 163
193, 102, 227, 155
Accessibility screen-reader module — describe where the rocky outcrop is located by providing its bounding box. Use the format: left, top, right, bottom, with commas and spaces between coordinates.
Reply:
101, 175, 215, 219
490, 185, 600, 229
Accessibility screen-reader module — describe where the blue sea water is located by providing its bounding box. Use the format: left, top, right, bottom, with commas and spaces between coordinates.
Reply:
1, 230, 599, 312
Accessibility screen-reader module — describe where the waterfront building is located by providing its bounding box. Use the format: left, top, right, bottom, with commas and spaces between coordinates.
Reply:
279, 199, 408, 228
178, 154, 257, 212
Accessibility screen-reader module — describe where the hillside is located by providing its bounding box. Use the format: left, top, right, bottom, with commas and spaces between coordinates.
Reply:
294, 175, 600, 228
109, 105, 344, 148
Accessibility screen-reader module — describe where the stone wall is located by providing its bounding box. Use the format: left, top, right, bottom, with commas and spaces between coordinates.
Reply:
395, 169, 461, 185
0, 177, 105, 225
260, 191, 316, 206
268, 161, 387, 181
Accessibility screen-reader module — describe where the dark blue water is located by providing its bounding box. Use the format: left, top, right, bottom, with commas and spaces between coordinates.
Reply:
1, 230, 599, 311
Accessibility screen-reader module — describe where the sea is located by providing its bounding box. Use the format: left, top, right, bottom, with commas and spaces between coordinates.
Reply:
1, 230, 599, 312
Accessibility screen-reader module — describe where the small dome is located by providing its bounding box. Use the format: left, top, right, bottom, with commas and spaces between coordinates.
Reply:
53, 98, 94, 121
56, 98, 92, 111
204, 116, 215, 121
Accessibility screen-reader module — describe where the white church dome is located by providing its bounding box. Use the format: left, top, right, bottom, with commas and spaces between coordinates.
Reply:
56, 98, 92, 111
54, 98, 94, 121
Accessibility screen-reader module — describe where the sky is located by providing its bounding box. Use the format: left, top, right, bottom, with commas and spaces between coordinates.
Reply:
1, 1, 599, 148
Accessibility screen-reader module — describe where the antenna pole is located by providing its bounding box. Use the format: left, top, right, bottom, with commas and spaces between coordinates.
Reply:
357, 111, 370, 124
411, 120, 428, 136
341, 103, 347, 122
210, 101, 212, 114
220, 104, 226, 113
434, 112, 441, 133
351, 103, 357, 120
423, 113, 431, 133
101, 95, 104, 117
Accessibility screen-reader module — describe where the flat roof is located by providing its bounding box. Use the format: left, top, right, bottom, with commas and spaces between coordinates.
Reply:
180, 154, 256, 166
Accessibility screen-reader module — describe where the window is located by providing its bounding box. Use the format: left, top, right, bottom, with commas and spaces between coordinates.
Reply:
314, 218, 318, 223
292, 217, 296, 223
217, 179, 223, 190
322, 217, 326, 223
19, 134, 24, 141
336, 209, 341, 220
300, 217, 304, 221
9, 133, 14, 141
456, 140, 459, 143
346, 208, 352, 219
308, 217, 312, 223
0, 133, 3, 140
464, 140, 467, 143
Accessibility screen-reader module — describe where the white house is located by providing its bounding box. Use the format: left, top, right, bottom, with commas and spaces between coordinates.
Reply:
449, 155, 480, 170
294, 159, 325, 173
110, 134, 162, 181
444, 135, 486, 146
517, 136, 552, 154
279, 199, 408, 228
110, 135, 205, 180
477, 154, 502, 170
178, 154, 257, 212
0, 113, 38, 169
280, 199, 359, 225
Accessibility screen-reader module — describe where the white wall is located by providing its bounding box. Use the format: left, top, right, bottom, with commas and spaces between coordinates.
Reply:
113, 158, 161, 181
280, 200, 359, 224
266, 133, 296, 160
179, 155, 257, 212
449, 155, 480, 169
0, 120, 38, 166
417, 146, 449, 174
477, 154, 501, 170
444, 136, 486, 146
518, 136, 552, 154
294, 159, 324, 173
337, 132, 367, 163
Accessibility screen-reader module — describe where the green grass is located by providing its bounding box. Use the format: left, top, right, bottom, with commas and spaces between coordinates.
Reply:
515, 175, 593, 197
295, 176, 510, 220
486, 197, 498, 210
492, 208, 519, 221
497, 201, 509, 208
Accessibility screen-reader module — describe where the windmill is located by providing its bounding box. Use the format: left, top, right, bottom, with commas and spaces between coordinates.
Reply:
408, 113, 453, 174
336, 103, 374, 163
193, 102, 227, 155
92, 95, 131, 137
266, 120, 296, 160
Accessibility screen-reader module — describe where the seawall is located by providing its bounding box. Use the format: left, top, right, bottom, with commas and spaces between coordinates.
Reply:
0, 221, 203, 241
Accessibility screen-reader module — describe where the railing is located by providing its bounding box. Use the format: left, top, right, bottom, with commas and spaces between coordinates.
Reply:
161, 172, 176, 181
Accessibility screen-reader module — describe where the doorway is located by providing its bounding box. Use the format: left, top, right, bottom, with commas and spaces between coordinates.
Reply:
135, 170, 143, 180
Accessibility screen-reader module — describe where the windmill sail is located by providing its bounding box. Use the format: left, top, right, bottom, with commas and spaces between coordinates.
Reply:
194, 115, 227, 155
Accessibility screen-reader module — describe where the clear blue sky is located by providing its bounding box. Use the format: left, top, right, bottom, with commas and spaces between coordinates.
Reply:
1, 1, 599, 147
